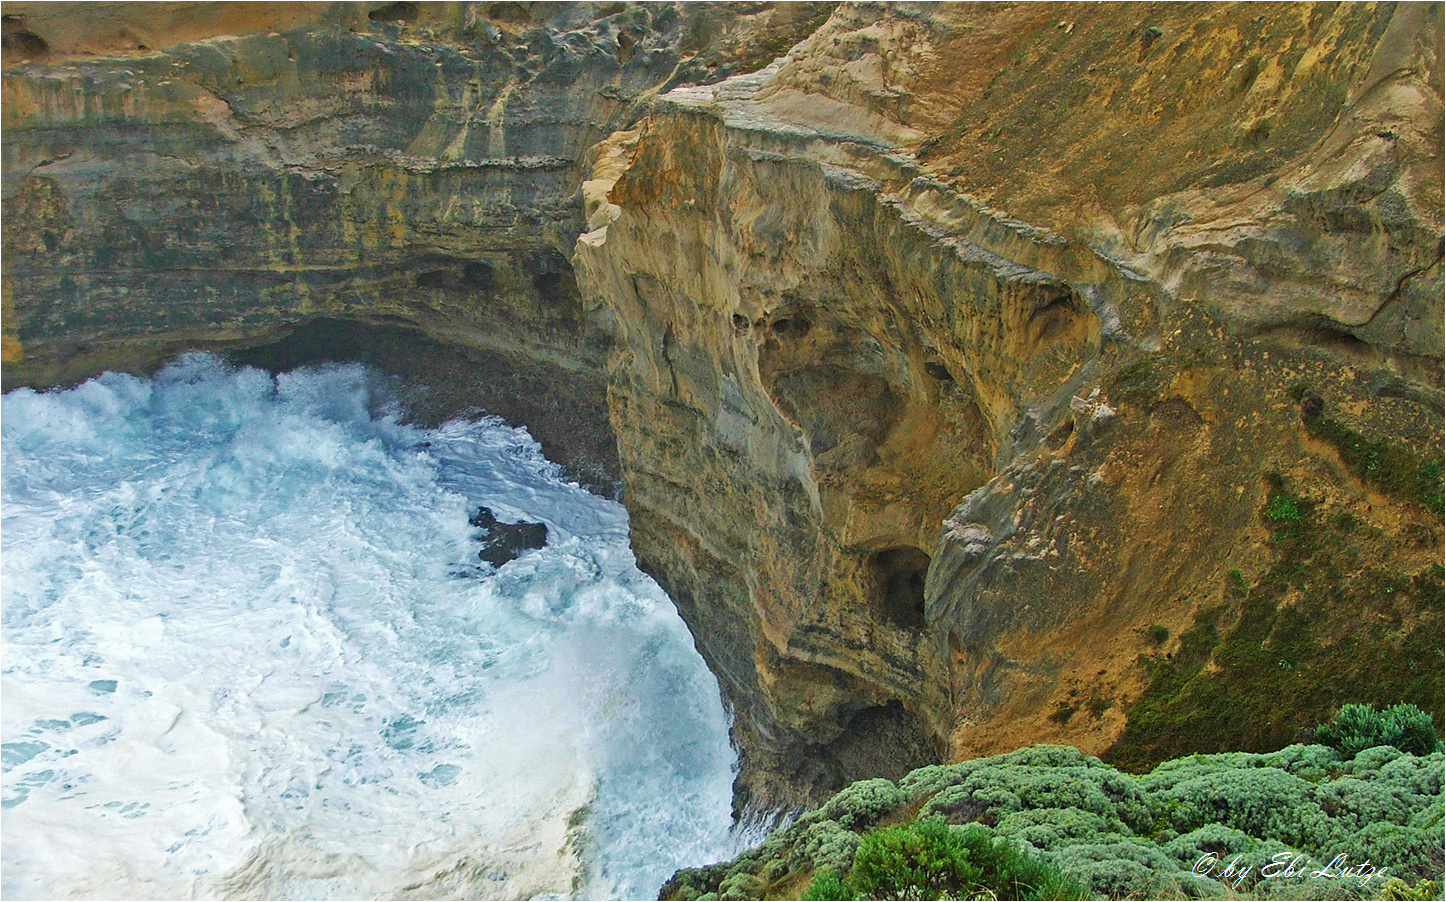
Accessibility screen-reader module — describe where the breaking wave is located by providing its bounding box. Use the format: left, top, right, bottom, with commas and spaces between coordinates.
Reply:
1, 353, 743, 900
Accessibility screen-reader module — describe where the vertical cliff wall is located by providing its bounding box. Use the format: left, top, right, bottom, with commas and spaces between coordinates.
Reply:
574, 82, 1116, 808
4, 1, 1443, 814
1, 0, 834, 485
576, 1, 1443, 809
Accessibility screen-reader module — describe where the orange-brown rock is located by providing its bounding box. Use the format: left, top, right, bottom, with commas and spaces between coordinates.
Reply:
3, 1, 1441, 813
576, 1, 1442, 808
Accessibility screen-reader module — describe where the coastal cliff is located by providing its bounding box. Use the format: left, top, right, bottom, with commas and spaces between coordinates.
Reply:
576, 0, 1443, 809
1, 0, 834, 487
4, 0, 1443, 817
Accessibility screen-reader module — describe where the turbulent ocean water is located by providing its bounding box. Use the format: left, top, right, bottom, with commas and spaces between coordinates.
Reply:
1, 354, 745, 900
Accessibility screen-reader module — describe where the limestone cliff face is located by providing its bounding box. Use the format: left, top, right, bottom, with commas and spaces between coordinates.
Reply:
4, 1, 1443, 815
576, 1, 1443, 808
574, 71, 1113, 808
1, 0, 834, 484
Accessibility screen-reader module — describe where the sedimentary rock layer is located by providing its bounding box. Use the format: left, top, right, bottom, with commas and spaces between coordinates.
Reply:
1, 0, 835, 486
4, 1, 1442, 812
575, 1, 1443, 808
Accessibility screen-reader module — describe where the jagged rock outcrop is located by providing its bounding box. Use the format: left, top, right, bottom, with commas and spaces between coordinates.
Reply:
4, 1, 1442, 816
471, 504, 551, 567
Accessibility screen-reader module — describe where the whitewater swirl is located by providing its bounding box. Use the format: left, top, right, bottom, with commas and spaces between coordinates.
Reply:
1, 354, 743, 900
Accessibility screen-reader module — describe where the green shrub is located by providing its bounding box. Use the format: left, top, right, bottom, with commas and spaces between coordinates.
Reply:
819, 778, 906, 830
1264, 491, 1302, 523
801, 869, 854, 901
717, 870, 765, 901
1374, 749, 1445, 798
790, 819, 861, 873
996, 807, 1122, 852
828, 819, 1085, 901
849, 819, 981, 900
1151, 764, 1339, 850
1345, 821, 1444, 883
1315, 775, 1414, 829
1315, 703, 1442, 758
1258, 743, 1341, 782
959, 826, 1087, 901
1377, 877, 1440, 900
899, 762, 971, 798
1044, 836, 1219, 899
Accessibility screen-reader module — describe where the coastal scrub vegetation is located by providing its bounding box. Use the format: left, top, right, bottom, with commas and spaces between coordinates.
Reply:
800, 818, 1085, 900
1316, 703, 1442, 759
1102, 472, 1444, 771
661, 738, 1444, 901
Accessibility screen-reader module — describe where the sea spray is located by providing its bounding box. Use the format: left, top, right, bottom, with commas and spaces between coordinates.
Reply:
1, 354, 744, 900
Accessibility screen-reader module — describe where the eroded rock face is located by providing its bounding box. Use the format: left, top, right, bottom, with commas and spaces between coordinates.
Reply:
576, 2, 1442, 808
575, 66, 1131, 809
0, 0, 835, 485
3, 1, 1442, 814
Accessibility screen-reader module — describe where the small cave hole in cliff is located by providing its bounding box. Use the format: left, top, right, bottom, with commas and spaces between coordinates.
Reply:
415, 269, 460, 289
464, 260, 497, 292
925, 360, 954, 382
1, 16, 49, 59
368, 1, 419, 24
526, 248, 574, 305
414, 260, 495, 292
1310, 324, 1374, 359
824, 700, 941, 785
871, 547, 930, 630
616, 30, 636, 64
486, 2, 532, 24
770, 315, 812, 340
1027, 285, 1081, 345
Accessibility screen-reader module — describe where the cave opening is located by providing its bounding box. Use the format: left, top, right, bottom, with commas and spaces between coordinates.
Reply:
1027, 285, 1082, 345
821, 699, 942, 787
412, 256, 498, 293
0, 17, 49, 59
871, 546, 930, 630
769, 314, 812, 340
368, 2, 418, 24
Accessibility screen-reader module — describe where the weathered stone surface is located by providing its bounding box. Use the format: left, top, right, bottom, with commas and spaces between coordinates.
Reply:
471, 505, 550, 568
576, 1, 1442, 808
1, 0, 836, 487
3, 1, 1442, 817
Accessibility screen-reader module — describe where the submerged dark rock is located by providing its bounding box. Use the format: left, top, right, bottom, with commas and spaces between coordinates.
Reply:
471, 506, 549, 568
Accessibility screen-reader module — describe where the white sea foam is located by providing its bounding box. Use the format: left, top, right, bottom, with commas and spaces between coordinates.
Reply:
1, 354, 744, 900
